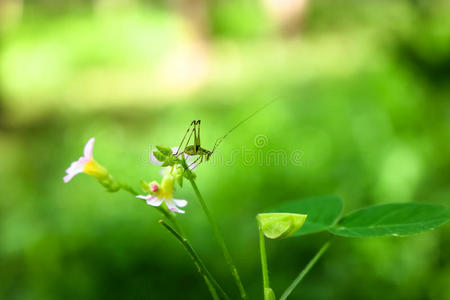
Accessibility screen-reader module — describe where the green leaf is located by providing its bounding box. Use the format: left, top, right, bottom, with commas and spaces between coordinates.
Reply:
153, 151, 167, 162
257, 213, 307, 239
156, 145, 173, 156
329, 202, 450, 238
268, 195, 343, 237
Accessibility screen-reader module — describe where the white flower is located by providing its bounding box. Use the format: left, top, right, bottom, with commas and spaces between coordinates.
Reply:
63, 137, 108, 183
137, 176, 188, 214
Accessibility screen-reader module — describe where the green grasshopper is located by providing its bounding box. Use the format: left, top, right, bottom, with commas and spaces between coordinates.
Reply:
174, 120, 214, 168
174, 99, 277, 169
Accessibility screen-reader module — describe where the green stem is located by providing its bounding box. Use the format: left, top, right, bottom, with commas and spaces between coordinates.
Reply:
279, 242, 330, 300
258, 221, 276, 300
188, 179, 247, 300
119, 180, 226, 298
119, 182, 139, 195
258, 224, 270, 291
159, 220, 230, 300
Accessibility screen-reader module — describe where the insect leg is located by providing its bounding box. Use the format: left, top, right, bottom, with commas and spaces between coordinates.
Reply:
181, 122, 197, 156
175, 121, 195, 156
189, 120, 198, 152
188, 154, 203, 169
188, 156, 201, 169
195, 120, 201, 151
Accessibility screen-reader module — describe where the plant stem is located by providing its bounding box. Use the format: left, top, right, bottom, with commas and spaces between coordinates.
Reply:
119, 182, 139, 195
119, 181, 225, 298
258, 223, 270, 291
188, 179, 247, 300
279, 242, 330, 300
159, 220, 230, 300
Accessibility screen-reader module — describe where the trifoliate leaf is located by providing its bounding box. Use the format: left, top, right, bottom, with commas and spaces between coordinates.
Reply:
329, 202, 450, 238
268, 195, 343, 237
257, 213, 307, 239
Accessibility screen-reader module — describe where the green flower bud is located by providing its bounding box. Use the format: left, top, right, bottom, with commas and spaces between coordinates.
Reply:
264, 288, 276, 300
257, 213, 307, 239
172, 164, 184, 177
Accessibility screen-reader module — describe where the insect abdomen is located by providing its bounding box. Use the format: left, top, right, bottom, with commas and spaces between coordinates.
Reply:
184, 145, 197, 155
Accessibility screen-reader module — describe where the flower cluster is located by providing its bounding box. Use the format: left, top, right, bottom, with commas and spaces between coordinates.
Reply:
63, 138, 190, 214
137, 168, 188, 214
135, 146, 194, 214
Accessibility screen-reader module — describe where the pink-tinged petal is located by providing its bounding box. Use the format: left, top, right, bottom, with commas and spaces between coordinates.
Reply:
136, 195, 152, 201
65, 158, 86, 174
83, 137, 95, 159
63, 172, 77, 183
63, 159, 85, 183
146, 196, 163, 207
173, 199, 188, 208
166, 199, 185, 214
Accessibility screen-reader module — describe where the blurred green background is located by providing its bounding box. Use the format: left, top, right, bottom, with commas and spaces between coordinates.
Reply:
1, 0, 450, 299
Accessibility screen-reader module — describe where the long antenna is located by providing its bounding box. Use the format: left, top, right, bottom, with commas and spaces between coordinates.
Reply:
212, 97, 279, 153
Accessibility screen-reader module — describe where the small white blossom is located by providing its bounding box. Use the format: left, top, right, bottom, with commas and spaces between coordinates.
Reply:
63, 137, 107, 183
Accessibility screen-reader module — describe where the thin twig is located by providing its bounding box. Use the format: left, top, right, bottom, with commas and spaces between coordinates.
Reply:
280, 242, 331, 300
159, 220, 230, 300
189, 179, 247, 300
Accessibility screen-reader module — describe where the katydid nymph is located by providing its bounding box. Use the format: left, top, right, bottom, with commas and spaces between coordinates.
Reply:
174, 99, 277, 169
174, 120, 213, 168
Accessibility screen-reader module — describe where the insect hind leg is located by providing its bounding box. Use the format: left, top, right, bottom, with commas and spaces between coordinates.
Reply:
188, 154, 204, 169
195, 120, 201, 151
175, 120, 196, 156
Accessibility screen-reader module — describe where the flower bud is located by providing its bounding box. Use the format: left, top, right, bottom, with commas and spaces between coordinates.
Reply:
257, 213, 307, 239
161, 175, 174, 192
264, 288, 276, 300
150, 181, 159, 192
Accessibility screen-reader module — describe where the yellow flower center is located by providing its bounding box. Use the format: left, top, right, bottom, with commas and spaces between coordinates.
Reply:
83, 159, 109, 179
